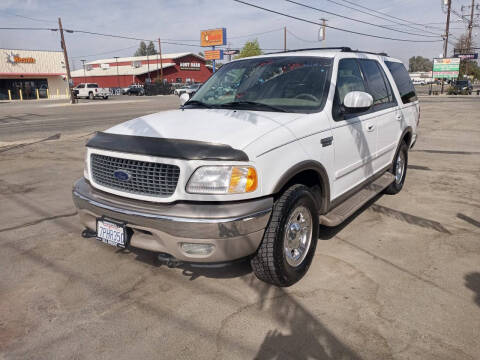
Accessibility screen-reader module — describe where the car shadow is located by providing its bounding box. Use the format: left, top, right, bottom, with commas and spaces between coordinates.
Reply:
465, 272, 480, 307
318, 193, 383, 240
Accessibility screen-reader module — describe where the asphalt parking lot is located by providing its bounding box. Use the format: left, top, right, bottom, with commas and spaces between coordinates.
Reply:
1, 95, 479, 359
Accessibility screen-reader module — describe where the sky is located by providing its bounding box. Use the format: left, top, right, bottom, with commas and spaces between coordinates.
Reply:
0, 0, 477, 69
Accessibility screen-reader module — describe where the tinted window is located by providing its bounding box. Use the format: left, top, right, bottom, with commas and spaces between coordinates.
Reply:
385, 61, 418, 104
76, 84, 85, 88
358, 59, 391, 106
87, 84, 98, 88
190, 56, 333, 113
332, 58, 366, 120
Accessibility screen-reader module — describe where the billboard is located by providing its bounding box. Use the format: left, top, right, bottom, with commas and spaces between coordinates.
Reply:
433, 58, 460, 79
201, 28, 227, 47
204, 50, 224, 60
454, 53, 478, 60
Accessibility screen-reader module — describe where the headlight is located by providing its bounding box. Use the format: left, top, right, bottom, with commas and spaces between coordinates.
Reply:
186, 166, 258, 194
84, 151, 89, 179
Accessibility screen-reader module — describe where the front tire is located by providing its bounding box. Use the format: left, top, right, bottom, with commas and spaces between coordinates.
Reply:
251, 184, 319, 287
385, 141, 408, 195
88, 92, 94, 100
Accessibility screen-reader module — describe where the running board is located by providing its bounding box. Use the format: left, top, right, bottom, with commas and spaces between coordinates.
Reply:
319, 172, 395, 227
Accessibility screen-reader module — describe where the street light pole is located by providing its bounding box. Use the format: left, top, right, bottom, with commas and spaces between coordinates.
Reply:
81, 59, 86, 84
114, 56, 120, 89
441, 0, 452, 94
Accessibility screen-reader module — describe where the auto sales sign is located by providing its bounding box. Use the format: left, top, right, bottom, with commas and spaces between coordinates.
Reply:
433, 58, 460, 79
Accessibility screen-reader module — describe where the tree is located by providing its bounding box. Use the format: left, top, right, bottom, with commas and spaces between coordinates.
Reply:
146, 41, 157, 55
134, 41, 156, 56
408, 56, 433, 72
235, 39, 262, 59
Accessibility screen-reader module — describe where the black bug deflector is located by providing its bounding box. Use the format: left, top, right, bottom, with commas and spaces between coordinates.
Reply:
86, 132, 249, 161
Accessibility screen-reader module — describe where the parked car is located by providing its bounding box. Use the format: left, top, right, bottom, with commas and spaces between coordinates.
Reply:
174, 83, 202, 97
73, 47, 419, 286
74, 83, 109, 100
125, 85, 144, 96
451, 79, 473, 95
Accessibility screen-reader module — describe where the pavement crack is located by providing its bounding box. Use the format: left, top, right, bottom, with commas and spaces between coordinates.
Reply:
0, 211, 77, 233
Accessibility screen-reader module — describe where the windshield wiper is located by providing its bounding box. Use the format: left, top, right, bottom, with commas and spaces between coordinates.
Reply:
183, 100, 212, 108
219, 101, 287, 112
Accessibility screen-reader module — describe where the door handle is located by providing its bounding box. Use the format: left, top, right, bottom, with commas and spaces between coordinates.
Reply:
396, 113, 403, 121
367, 124, 375, 132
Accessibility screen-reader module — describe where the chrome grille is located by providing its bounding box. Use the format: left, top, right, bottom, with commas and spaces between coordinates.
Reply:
90, 154, 180, 197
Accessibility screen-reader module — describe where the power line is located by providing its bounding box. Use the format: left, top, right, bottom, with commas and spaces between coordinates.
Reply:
285, 0, 441, 38
320, 0, 444, 36
71, 45, 139, 59
334, 0, 444, 34
233, 0, 443, 42
287, 29, 319, 43
0, 10, 56, 24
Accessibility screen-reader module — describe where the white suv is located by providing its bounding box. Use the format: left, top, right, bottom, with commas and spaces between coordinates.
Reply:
73, 48, 419, 286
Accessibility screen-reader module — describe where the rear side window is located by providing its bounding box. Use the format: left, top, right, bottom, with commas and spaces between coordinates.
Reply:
358, 59, 394, 106
385, 61, 417, 104
87, 84, 98, 88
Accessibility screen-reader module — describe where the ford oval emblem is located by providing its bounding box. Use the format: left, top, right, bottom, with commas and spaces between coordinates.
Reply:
113, 169, 131, 181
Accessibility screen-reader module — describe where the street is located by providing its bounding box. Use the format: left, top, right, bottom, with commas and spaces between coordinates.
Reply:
1, 96, 479, 359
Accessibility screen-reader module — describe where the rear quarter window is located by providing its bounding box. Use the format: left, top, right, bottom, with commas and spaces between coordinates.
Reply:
385, 61, 418, 104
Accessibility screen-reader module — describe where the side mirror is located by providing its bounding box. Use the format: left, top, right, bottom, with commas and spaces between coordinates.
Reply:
343, 91, 373, 113
179, 93, 190, 105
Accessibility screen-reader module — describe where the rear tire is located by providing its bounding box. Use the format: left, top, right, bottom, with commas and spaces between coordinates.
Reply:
251, 184, 319, 287
385, 141, 408, 195
88, 92, 94, 100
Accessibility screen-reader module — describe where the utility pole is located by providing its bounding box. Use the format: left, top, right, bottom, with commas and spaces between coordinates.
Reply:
319, 18, 327, 47
158, 38, 163, 82
467, 0, 476, 50
466, 0, 475, 76
284, 26, 287, 51
114, 57, 120, 89
81, 59, 87, 84
441, 0, 452, 94
58, 17, 75, 103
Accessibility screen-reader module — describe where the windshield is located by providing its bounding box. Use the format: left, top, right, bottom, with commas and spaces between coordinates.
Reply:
456, 80, 468, 86
188, 56, 332, 113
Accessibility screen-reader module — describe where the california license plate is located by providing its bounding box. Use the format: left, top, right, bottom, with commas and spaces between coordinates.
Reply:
96, 219, 126, 248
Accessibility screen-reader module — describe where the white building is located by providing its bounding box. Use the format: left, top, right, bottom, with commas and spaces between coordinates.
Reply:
0, 48, 70, 100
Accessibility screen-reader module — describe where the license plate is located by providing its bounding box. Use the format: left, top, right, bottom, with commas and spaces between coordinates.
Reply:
96, 219, 126, 248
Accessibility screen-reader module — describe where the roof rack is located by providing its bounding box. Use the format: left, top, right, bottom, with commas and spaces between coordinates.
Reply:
265, 47, 388, 57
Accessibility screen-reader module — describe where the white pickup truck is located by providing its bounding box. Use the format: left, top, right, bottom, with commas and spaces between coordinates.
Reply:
74, 83, 109, 100
73, 47, 419, 286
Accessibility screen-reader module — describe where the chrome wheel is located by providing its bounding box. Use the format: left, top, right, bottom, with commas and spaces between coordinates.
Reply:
284, 206, 313, 267
395, 151, 405, 184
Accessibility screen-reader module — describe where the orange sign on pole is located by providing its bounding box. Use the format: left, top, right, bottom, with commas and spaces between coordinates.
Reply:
200, 28, 227, 47
204, 50, 224, 60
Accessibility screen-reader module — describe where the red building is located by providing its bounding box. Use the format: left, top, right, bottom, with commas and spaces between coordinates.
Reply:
71, 52, 212, 87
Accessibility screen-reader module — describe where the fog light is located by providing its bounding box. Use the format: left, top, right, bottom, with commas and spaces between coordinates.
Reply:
180, 243, 215, 256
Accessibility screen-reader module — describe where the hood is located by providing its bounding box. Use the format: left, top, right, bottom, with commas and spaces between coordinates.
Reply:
105, 108, 303, 150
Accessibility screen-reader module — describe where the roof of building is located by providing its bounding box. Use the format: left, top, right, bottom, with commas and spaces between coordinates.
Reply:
86, 52, 204, 65
71, 63, 175, 77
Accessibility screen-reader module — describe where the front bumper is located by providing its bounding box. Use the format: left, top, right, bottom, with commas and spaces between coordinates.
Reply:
72, 178, 272, 262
